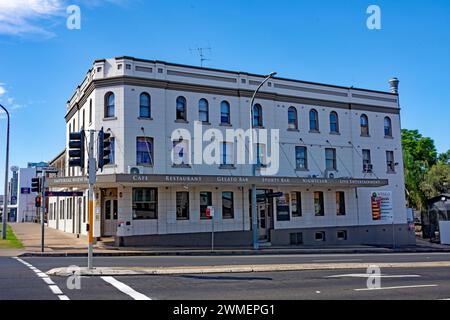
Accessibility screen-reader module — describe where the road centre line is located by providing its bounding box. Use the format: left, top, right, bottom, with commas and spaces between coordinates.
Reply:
355, 284, 437, 291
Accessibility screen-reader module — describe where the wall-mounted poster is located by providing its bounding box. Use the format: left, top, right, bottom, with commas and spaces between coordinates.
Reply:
371, 191, 393, 221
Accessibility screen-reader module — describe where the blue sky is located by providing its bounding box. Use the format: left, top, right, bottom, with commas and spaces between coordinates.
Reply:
0, 0, 449, 193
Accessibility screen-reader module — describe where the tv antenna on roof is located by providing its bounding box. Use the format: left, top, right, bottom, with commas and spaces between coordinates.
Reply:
189, 46, 212, 67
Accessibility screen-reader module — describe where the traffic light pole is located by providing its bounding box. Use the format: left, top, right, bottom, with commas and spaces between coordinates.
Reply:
87, 130, 96, 270
40, 175, 46, 253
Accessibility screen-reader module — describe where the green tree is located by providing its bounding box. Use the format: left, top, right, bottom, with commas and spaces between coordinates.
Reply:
421, 163, 450, 198
438, 150, 450, 165
402, 129, 438, 210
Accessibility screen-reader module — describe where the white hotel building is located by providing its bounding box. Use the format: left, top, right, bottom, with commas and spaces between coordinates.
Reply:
47, 56, 415, 247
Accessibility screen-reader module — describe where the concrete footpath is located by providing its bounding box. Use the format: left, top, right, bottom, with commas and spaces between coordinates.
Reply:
7, 222, 450, 258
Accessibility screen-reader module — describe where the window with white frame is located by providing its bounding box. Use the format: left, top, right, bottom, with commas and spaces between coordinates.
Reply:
221, 142, 234, 166
172, 139, 190, 166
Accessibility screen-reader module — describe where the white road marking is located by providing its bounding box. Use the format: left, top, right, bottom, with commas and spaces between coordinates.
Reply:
328, 274, 421, 278
49, 285, 63, 295
313, 259, 363, 263
13, 257, 69, 301
101, 276, 152, 300
355, 284, 437, 291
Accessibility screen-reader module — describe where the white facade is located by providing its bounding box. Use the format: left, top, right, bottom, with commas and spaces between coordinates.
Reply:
16, 167, 39, 223
47, 57, 414, 247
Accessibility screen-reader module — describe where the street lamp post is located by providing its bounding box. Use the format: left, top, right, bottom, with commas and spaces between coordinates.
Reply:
249, 72, 277, 250
1, 104, 10, 240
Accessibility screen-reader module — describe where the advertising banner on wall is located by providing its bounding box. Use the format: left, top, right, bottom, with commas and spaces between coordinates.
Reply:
371, 191, 393, 222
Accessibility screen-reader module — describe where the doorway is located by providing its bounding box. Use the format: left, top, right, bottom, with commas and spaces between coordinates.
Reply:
249, 189, 274, 242
103, 198, 118, 236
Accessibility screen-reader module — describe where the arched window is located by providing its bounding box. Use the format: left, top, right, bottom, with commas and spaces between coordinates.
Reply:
309, 109, 319, 131
104, 92, 115, 118
253, 104, 263, 127
288, 107, 298, 130
220, 101, 231, 124
199, 98, 209, 123
330, 111, 339, 133
176, 96, 187, 121
384, 117, 392, 137
139, 93, 151, 118
360, 114, 369, 136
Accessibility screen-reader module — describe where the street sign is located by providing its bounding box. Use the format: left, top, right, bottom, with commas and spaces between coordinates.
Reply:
36, 166, 59, 174
21, 188, 30, 194
45, 191, 84, 197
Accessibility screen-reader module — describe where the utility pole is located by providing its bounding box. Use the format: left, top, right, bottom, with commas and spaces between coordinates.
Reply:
249, 72, 277, 250
1, 104, 10, 240
87, 130, 96, 269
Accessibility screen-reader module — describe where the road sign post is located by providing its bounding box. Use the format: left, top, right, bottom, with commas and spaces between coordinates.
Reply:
87, 130, 96, 270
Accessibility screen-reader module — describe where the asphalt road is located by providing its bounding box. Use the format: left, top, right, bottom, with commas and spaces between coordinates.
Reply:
1, 253, 450, 300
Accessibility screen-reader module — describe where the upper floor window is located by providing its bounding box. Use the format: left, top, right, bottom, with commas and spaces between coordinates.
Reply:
139, 93, 151, 118
199, 98, 209, 123
136, 136, 154, 166
82, 109, 85, 129
253, 104, 263, 127
362, 149, 372, 172
220, 101, 231, 125
172, 139, 190, 166
89, 99, 92, 124
221, 142, 234, 166
384, 117, 393, 137
256, 143, 267, 167
360, 114, 369, 136
386, 151, 396, 173
325, 148, 337, 171
309, 109, 319, 131
295, 146, 308, 170
104, 92, 115, 118
176, 96, 187, 121
109, 137, 115, 165
288, 107, 298, 130
330, 111, 339, 133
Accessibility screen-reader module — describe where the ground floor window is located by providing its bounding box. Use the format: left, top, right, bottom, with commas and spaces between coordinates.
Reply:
291, 192, 302, 217
336, 191, 346, 216
222, 192, 234, 219
176, 192, 190, 220
314, 192, 324, 216
132, 188, 158, 220
200, 191, 212, 219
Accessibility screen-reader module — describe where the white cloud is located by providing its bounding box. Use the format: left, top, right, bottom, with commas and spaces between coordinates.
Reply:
0, 84, 6, 96
0, 0, 64, 37
0, 0, 130, 37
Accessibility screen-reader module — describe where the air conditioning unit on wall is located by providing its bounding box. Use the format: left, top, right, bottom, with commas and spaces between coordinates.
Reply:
128, 166, 144, 174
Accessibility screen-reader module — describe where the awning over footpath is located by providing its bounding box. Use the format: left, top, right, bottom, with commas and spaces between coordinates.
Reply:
47, 174, 389, 189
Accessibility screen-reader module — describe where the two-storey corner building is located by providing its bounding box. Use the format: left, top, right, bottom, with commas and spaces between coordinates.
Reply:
47, 56, 415, 247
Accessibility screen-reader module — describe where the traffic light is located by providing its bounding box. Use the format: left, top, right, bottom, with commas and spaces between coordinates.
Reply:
35, 196, 41, 208
69, 131, 85, 169
31, 178, 41, 193
98, 128, 112, 171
